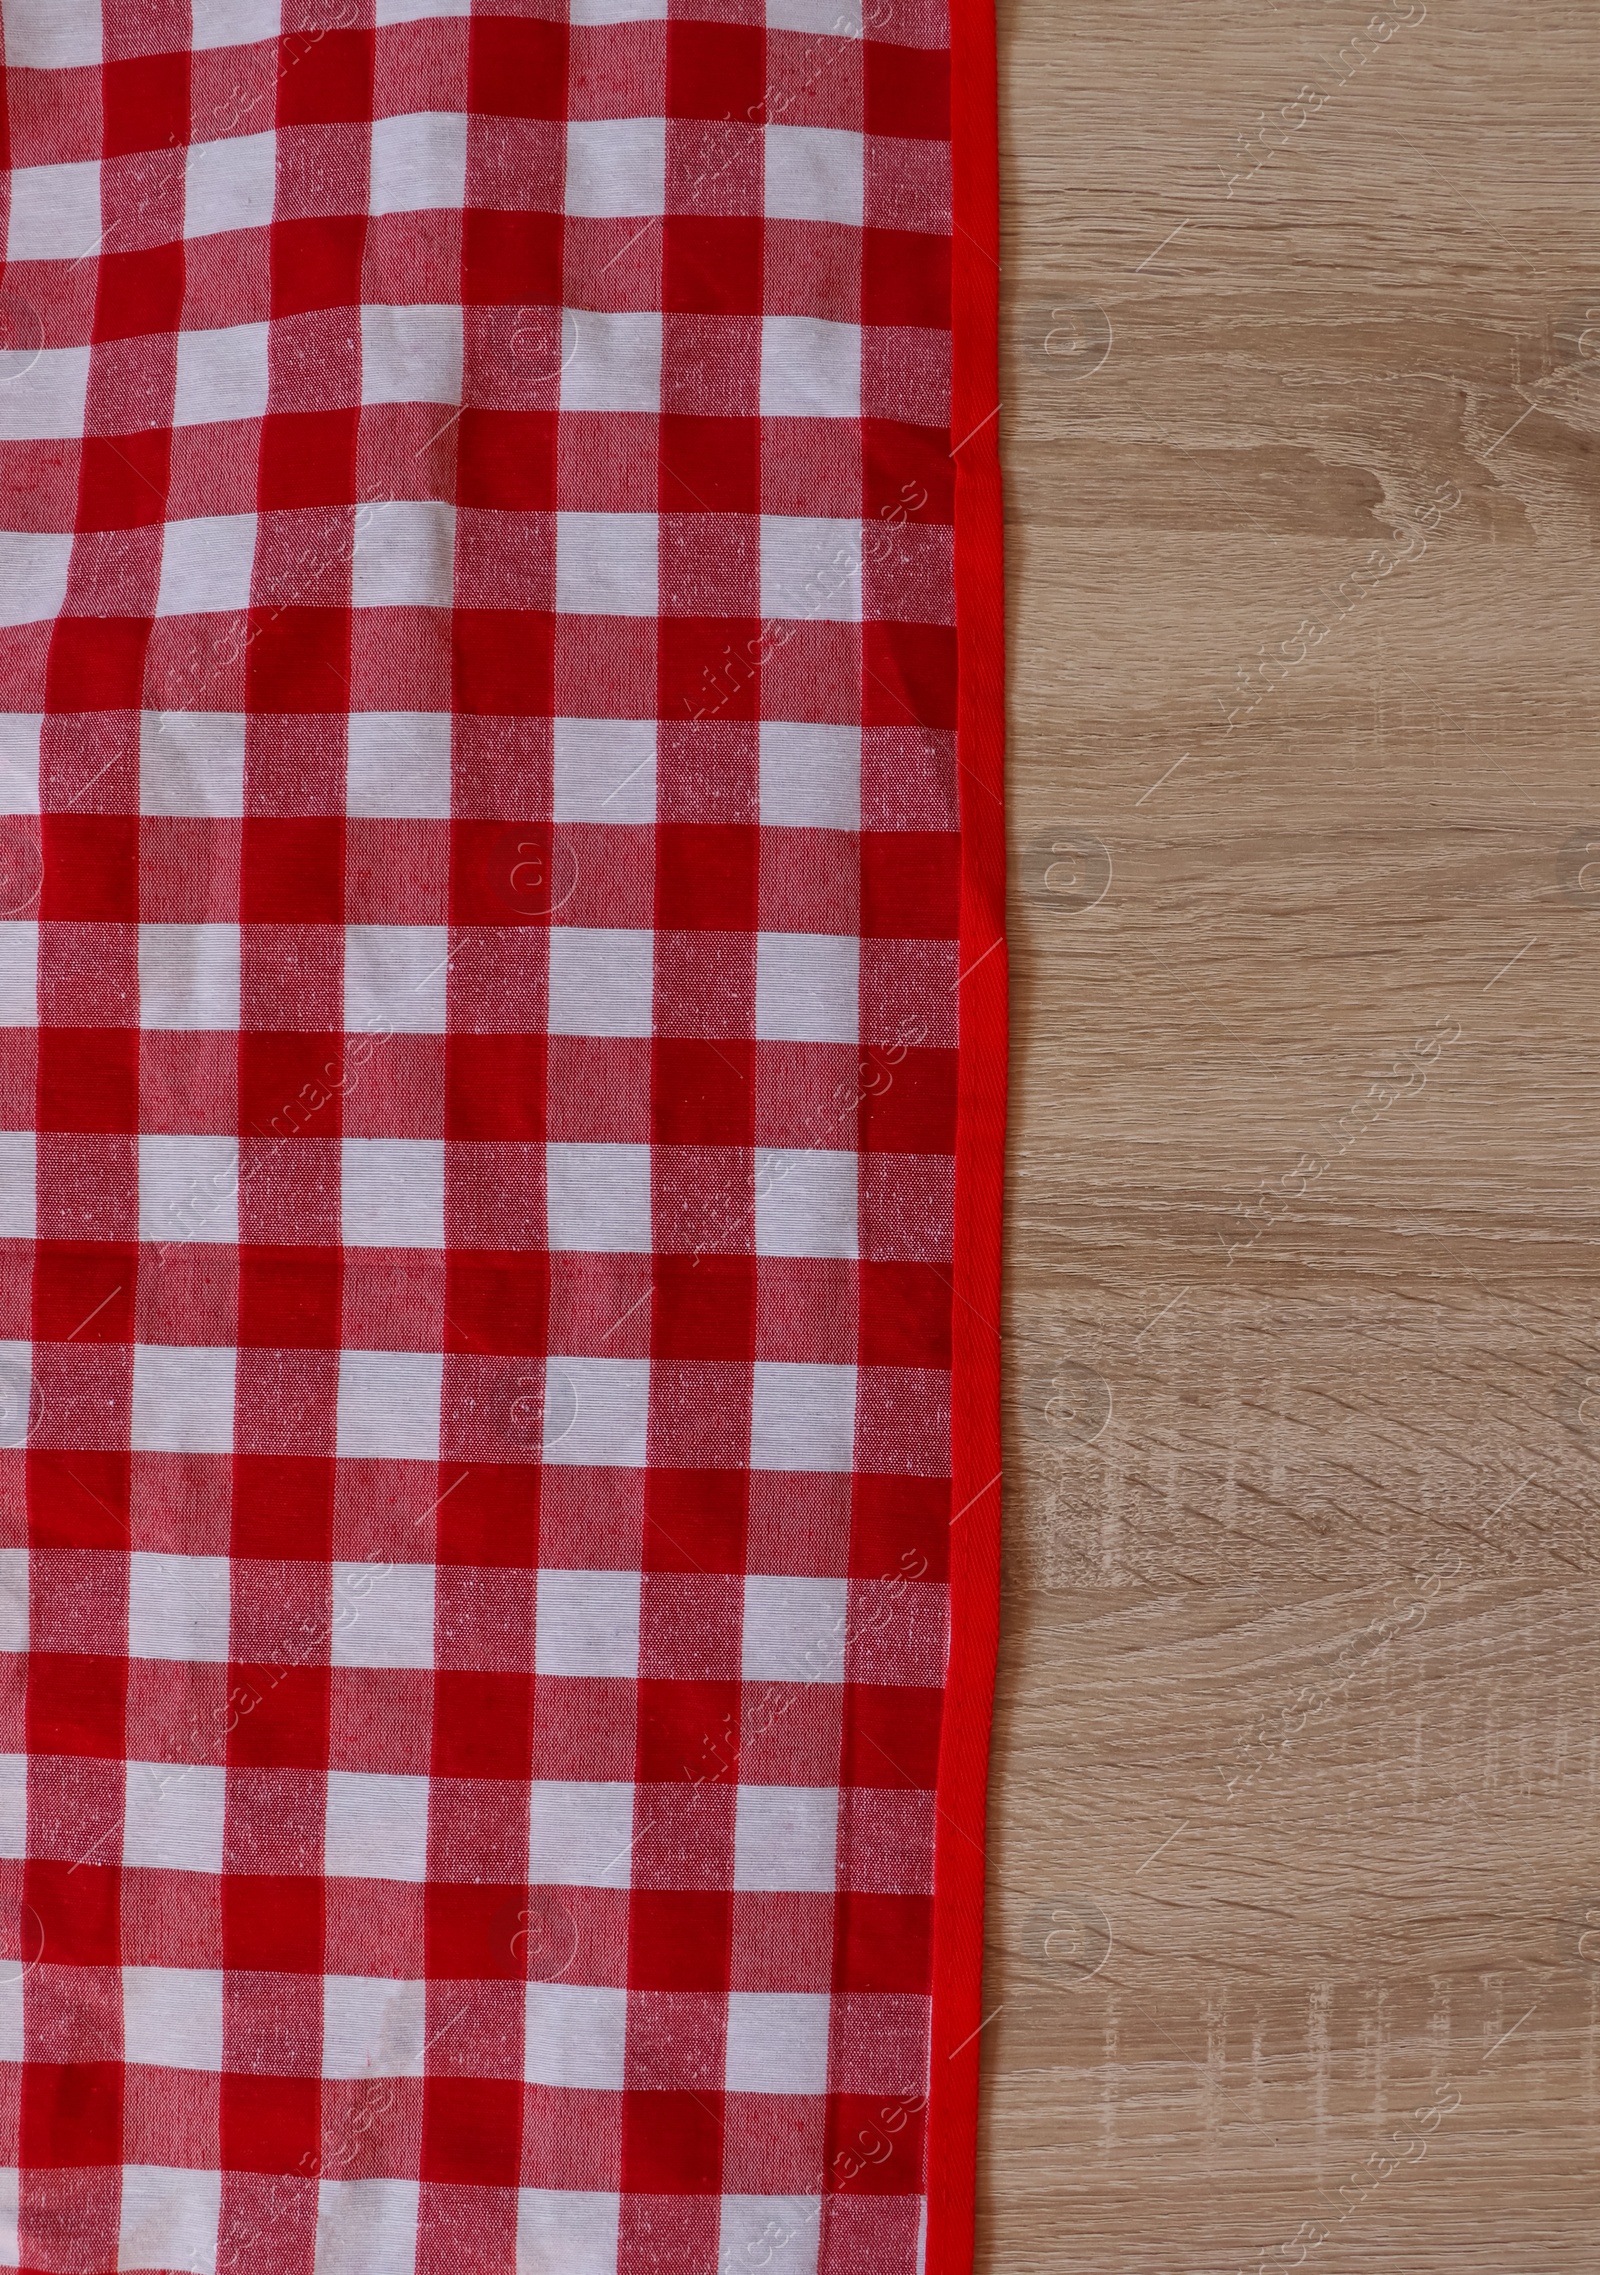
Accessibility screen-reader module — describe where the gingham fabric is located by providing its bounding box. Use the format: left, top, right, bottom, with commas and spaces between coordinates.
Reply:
0, 0, 964, 2267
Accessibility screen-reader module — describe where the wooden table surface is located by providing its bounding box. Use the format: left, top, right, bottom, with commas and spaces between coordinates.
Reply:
987, 3, 1599, 2268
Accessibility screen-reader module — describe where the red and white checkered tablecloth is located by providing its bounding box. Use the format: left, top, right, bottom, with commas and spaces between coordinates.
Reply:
0, 0, 1004, 2268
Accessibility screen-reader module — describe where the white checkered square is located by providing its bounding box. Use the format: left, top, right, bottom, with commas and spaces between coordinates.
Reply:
123, 1762, 227, 1876
369, 111, 467, 216
524, 1982, 628, 2088
762, 516, 864, 624
336, 1349, 443, 1461
755, 1149, 857, 1258
765, 127, 864, 226
139, 924, 241, 1031
6, 160, 102, 263
128, 1553, 233, 1662
0, 925, 36, 1026
764, 0, 874, 26
323, 1771, 432, 1881
552, 717, 657, 823
0, 534, 71, 627
118, 2167, 222, 2275
0, 1343, 33, 1453
0, 1754, 22, 1859
725, 1992, 832, 2093
185, 129, 277, 240
516, 2192, 621, 2275
360, 305, 463, 408
761, 317, 861, 419
122, 1967, 225, 2073
717, 2201, 821, 2275
750, 1362, 857, 1472
545, 1143, 652, 1253
352, 501, 455, 610
344, 925, 450, 1036
743, 1575, 851, 1683
555, 512, 658, 617
0, 346, 90, 441
140, 1135, 239, 1247
541, 1357, 650, 1468
329, 1560, 436, 1669
0, 1970, 21, 2063
0, 1549, 25, 1653
546, 929, 654, 1038
534, 1568, 641, 1677
174, 323, 271, 428
733, 1786, 839, 1893
156, 515, 257, 618
561, 310, 663, 413
0, 1132, 35, 1240
0, 716, 41, 814
192, 0, 281, 44
130, 1348, 237, 1457
564, 117, 666, 218
341, 1138, 446, 1248
756, 932, 859, 1044
527, 1781, 635, 1886
346, 712, 453, 819
322, 1975, 429, 2077
4, 0, 103, 67
314, 2180, 422, 2275
758, 723, 859, 830
139, 713, 247, 818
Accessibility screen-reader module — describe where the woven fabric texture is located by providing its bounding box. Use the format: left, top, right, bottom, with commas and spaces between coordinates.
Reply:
0, 1, 961, 2268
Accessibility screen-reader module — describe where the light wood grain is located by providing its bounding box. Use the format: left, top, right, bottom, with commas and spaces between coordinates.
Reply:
988, 3, 1600, 2268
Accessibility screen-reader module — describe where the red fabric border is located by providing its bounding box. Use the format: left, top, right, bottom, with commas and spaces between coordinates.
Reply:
925, 0, 1006, 2258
